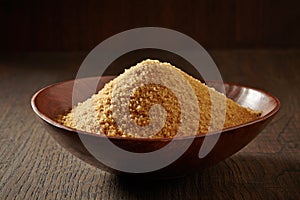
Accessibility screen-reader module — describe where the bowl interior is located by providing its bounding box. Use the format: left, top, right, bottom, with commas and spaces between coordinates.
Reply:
224, 84, 278, 118
32, 76, 279, 134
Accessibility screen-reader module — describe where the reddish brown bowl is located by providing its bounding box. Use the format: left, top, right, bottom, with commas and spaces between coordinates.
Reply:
31, 76, 280, 178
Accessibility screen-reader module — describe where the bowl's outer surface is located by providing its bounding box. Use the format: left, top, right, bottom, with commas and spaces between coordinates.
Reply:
31, 76, 280, 178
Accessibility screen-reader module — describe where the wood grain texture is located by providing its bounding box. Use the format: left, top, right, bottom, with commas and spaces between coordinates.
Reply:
0, 0, 299, 51
0, 50, 299, 199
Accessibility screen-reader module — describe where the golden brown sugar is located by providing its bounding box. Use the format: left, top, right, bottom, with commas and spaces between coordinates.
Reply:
60, 59, 261, 138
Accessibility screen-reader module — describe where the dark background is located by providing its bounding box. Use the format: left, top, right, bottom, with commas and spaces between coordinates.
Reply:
0, 0, 299, 51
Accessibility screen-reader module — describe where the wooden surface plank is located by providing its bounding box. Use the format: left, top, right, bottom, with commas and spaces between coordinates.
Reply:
0, 50, 299, 199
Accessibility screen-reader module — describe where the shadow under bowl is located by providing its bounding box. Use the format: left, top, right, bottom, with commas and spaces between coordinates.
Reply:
31, 76, 280, 178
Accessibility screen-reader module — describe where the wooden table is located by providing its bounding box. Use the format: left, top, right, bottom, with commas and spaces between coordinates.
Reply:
0, 50, 299, 199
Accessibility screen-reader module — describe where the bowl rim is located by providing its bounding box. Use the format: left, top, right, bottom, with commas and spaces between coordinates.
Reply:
31, 76, 280, 142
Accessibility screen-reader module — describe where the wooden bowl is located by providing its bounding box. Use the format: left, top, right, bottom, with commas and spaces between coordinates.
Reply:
31, 76, 280, 178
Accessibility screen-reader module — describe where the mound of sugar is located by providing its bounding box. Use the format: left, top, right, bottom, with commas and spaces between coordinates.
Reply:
60, 59, 261, 138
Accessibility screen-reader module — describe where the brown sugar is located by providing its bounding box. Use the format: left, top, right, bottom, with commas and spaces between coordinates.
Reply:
60, 59, 261, 138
